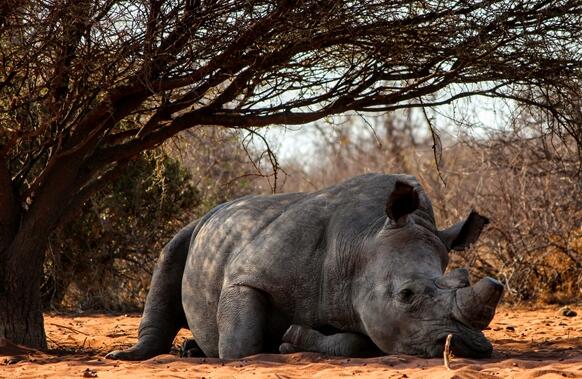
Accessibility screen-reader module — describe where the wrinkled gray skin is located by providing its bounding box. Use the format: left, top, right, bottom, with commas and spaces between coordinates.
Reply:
107, 173, 503, 361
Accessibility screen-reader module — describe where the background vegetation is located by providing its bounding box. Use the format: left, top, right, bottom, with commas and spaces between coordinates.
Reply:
42, 127, 263, 311
282, 110, 581, 304
44, 110, 581, 311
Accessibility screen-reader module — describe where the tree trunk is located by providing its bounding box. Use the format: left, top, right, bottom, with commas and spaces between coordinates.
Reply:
0, 150, 82, 349
0, 155, 46, 348
0, 286, 47, 350
0, 213, 50, 350
0, 249, 47, 350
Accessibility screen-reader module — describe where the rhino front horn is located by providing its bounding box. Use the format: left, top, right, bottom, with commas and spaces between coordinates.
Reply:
454, 277, 504, 330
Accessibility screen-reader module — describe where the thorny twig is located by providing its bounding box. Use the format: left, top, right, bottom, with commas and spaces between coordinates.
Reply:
444, 333, 453, 370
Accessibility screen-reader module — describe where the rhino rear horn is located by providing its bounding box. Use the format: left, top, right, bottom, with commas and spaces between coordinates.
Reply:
385, 181, 420, 223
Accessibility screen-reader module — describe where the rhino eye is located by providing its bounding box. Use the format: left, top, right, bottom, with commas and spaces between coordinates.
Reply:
398, 288, 415, 303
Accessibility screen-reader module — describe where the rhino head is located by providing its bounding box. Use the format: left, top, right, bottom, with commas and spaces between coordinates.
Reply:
353, 181, 503, 358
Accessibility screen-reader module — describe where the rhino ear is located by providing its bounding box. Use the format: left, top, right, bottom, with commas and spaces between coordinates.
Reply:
385, 181, 420, 223
438, 210, 489, 251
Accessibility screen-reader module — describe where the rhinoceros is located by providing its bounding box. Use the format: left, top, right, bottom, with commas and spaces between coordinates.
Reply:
107, 173, 503, 360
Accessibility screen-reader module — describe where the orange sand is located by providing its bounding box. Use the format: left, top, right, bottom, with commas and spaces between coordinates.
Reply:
1, 305, 580, 378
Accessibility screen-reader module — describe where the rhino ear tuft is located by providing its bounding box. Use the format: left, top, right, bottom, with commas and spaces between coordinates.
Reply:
385, 181, 420, 222
438, 210, 489, 251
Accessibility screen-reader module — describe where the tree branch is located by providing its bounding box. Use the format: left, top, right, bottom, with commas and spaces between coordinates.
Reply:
57, 159, 130, 228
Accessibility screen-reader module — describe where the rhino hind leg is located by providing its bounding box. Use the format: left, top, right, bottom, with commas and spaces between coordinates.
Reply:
106, 220, 199, 361
217, 285, 268, 359
280, 325, 381, 357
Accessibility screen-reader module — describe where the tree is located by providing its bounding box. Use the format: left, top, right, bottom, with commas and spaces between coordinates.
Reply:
0, 0, 581, 349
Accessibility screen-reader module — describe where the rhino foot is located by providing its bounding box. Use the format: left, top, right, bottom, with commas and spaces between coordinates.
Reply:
106, 348, 146, 361
280, 324, 322, 353
279, 342, 300, 354
280, 324, 382, 357
105, 342, 163, 361
180, 338, 205, 357
282, 325, 316, 346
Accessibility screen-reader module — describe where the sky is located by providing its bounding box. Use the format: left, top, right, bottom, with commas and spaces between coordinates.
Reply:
254, 94, 516, 166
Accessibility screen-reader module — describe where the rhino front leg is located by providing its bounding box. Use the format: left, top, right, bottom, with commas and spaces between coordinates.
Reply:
279, 325, 381, 357
217, 285, 268, 359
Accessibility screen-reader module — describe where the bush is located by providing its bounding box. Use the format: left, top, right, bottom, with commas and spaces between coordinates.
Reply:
445, 137, 581, 303
42, 127, 265, 311
42, 150, 200, 311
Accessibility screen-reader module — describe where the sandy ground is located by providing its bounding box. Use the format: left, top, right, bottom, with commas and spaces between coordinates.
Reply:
1, 305, 580, 378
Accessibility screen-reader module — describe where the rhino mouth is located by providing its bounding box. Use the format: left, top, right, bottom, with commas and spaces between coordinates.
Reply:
433, 323, 493, 358
395, 322, 492, 358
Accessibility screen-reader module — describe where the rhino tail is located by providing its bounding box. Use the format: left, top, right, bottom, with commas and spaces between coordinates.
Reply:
106, 219, 200, 361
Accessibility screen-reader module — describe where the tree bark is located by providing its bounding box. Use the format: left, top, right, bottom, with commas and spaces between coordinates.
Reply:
0, 156, 19, 256
0, 153, 75, 349
0, 242, 47, 349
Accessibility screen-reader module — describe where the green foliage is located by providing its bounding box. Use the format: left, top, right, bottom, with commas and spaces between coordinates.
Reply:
42, 150, 201, 311
41, 127, 265, 311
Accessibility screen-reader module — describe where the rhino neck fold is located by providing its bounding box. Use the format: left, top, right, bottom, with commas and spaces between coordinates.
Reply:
317, 245, 365, 333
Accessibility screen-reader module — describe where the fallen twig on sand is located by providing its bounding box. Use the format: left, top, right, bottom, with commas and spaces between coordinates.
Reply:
49, 323, 89, 336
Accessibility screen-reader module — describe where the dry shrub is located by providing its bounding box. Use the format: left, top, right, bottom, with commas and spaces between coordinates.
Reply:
450, 137, 581, 304
281, 112, 581, 304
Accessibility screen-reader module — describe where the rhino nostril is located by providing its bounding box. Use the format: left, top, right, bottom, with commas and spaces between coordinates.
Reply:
398, 288, 415, 303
